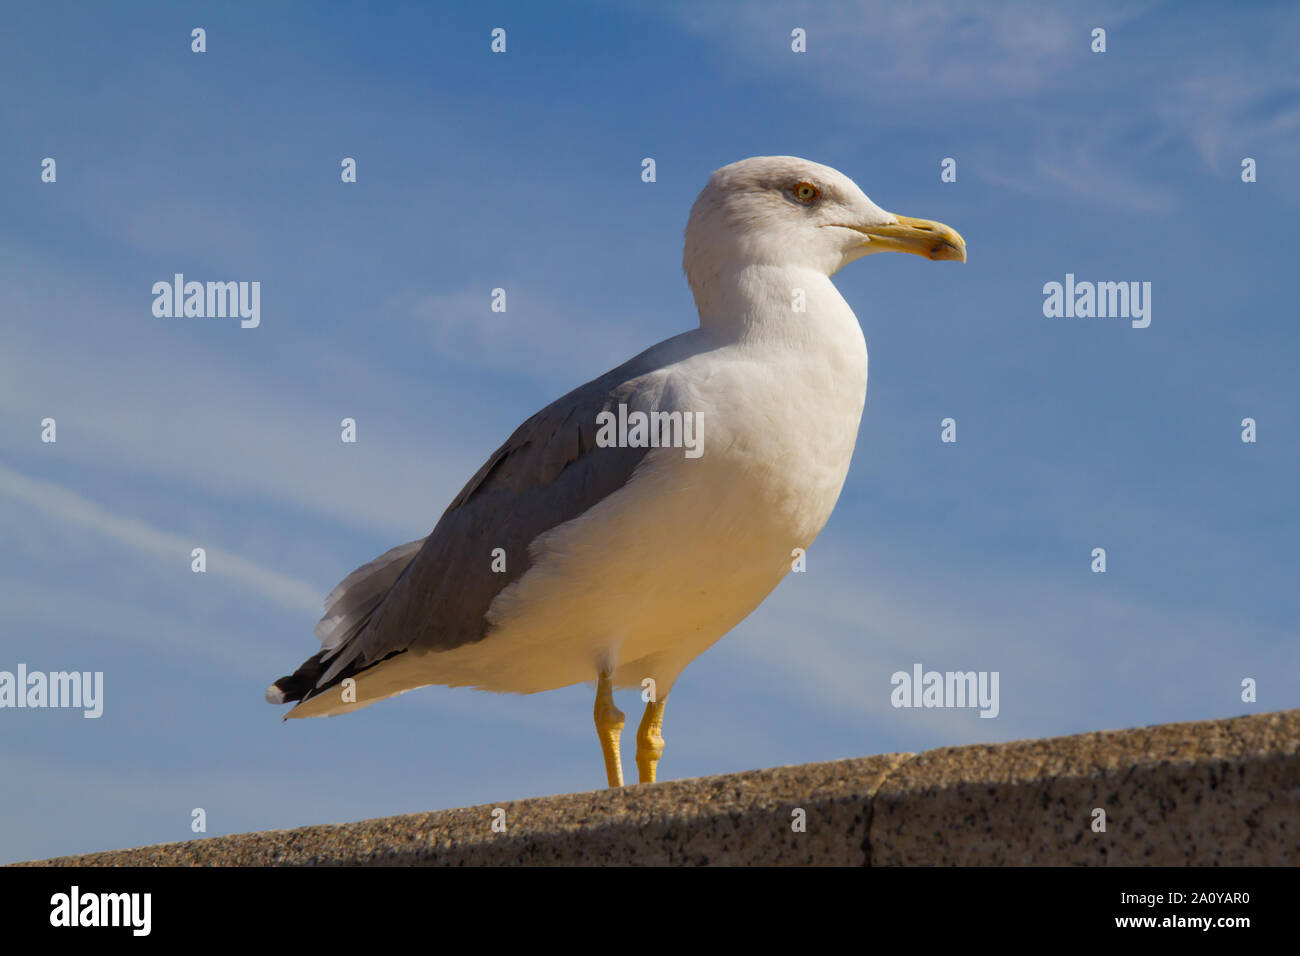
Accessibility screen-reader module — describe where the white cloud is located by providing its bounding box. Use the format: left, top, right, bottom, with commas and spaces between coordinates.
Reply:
656, 0, 1300, 208
0, 461, 322, 616
1156, 72, 1300, 178
664, 0, 1142, 104
718, 534, 1296, 745
399, 285, 659, 387
0, 252, 477, 539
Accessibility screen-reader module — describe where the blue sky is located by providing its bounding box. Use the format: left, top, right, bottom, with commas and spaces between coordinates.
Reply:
1, 0, 1297, 863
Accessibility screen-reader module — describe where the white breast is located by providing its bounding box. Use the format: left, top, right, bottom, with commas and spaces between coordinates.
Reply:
422, 285, 868, 696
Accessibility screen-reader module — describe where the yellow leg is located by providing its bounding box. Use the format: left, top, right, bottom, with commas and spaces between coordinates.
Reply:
593, 672, 625, 788
635, 697, 667, 784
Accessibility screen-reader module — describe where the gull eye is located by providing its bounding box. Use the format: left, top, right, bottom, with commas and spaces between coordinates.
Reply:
792, 181, 820, 203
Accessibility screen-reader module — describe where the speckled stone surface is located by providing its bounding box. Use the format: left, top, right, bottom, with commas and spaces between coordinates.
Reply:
14, 710, 1298, 866
870, 710, 1300, 865
15, 753, 909, 867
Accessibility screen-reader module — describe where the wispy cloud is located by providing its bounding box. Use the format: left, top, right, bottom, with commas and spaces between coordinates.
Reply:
966, 124, 1179, 214
0, 256, 476, 539
656, 0, 1300, 208
720, 535, 1298, 747
1155, 71, 1300, 178
0, 461, 322, 616
662, 0, 1148, 103
399, 284, 663, 386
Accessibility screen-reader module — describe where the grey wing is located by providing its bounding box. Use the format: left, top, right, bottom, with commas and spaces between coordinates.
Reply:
314, 538, 427, 656
274, 342, 684, 706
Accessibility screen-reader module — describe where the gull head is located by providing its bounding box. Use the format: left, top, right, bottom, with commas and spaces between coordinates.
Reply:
683, 156, 965, 298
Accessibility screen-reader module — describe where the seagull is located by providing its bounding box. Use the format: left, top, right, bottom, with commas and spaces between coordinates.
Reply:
267, 156, 965, 788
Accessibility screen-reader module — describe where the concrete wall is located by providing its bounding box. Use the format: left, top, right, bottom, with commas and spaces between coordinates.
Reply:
15, 709, 1298, 866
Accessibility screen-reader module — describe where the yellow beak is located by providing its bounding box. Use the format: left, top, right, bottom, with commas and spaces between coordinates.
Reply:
853, 214, 967, 262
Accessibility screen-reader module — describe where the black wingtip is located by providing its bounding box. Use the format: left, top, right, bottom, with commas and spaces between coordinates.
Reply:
265, 652, 332, 705
267, 647, 409, 713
